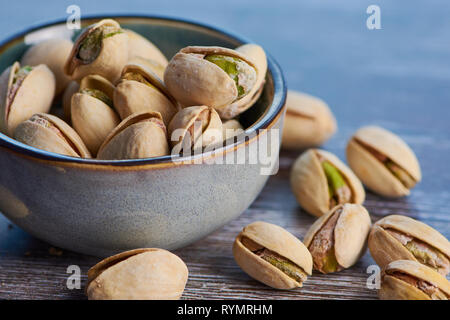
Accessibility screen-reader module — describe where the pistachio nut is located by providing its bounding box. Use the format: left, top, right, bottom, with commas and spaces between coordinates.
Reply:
218, 44, 267, 119
124, 29, 168, 68
87, 248, 188, 300
62, 81, 80, 123
168, 105, 222, 152
0, 62, 55, 136
379, 260, 450, 300
71, 75, 120, 156
233, 221, 312, 289
303, 204, 371, 273
290, 149, 365, 217
222, 119, 244, 141
282, 90, 337, 150
114, 58, 178, 126
164, 46, 258, 114
64, 19, 128, 82
14, 113, 91, 158
346, 126, 421, 197
97, 111, 169, 160
21, 38, 73, 95
369, 215, 450, 276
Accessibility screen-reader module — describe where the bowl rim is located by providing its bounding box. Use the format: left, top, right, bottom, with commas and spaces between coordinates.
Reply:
0, 14, 287, 168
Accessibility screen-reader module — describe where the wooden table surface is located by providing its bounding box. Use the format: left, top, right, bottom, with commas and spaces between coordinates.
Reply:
0, 0, 449, 299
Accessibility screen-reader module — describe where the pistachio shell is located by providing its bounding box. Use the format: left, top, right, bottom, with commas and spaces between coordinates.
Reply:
222, 119, 244, 141
124, 29, 168, 67
347, 126, 421, 197
14, 113, 91, 158
62, 81, 79, 123
233, 221, 312, 289
0, 62, 55, 136
21, 39, 73, 95
87, 248, 188, 300
282, 91, 337, 149
290, 149, 365, 217
97, 111, 169, 160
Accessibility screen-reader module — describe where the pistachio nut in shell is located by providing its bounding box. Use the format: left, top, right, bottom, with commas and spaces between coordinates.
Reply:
14, 113, 91, 158
218, 44, 267, 119
71, 75, 120, 156
97, 111, 169, 160
164, 46, 258, 113
0, 62, 55, 136
114, 58, 178, 125
87, 248, 188, 300
21, 38, 73, 95
222, 119, 244, 141
168, 105, 222, 152
368, 215, 450, 276
290, 149, 365, 217
304, 204, 371, 273
233, 221, 312, 289
346, 126, 421, 197
62, 81, 79, 123
379, 260, 450, 300
282, 90, 337, 150
124, 29, 168, 68
64, 19, 128, 82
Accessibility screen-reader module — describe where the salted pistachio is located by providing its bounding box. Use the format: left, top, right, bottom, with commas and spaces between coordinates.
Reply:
282, 90, 337, 150
124, 29, 168, 68
0, 62, 55, 136
164, 46, 258, 114
97, 111, 169, 160
87, 248, 188, 300
168, 105, 222, 152
21, 39, 73, 95
114, 58, 178, 126
71, 75, 120, 156
290, 149, 365, 217
369, 215, 450, 276
222, 119, 244, 141
380, 260, 450, 300
347, 126, 421, 197
303, 204, 371, 273
233, 221, 312, 289
14, 113, 91, 158
64, 19, 128, 82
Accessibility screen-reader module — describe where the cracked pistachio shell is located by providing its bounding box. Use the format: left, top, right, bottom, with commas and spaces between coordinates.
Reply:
304, 204, 371, 273
124, 29, 168, 68
233, 221, 312, 289
71, 75, 120, 156
87, 248, 188, 300
0, 62, 55, 136
380, 260, 450, 300
64, 19, 128, 83
62, 81, 79, 123
219, 44, 267, 119
346, 126, 421, 197
368, 215, 450, 275
168, 105, 222, 151
14, 113, 91, 158
21, 39, 73, 95
164, 46, 258, 112
97, 111, 169, 160
114, 59, 178, 126
222, 119, 244, 141
282, 91, 337, 150
290, 149, 365, 217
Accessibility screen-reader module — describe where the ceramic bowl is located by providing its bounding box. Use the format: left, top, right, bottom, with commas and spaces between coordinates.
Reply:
0, 15, 286, 257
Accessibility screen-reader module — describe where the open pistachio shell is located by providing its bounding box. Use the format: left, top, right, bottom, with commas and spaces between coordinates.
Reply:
347, 126, 421, 197
21, 39, 73, 95
222, 119, 244, 141
164, 46, 258, 113
0, 62, 55, 136
290, 149, 365, 217
87, 248, 188, 300
62, 81, 80, 123
379, 260, 450, 300
114, 59, 178, 126
124, 29, 168, 68
97, 111, 169, 160
369, 215, 450, 276
282, 90, 337, 150
304, 204, 371, 273
233, 221, 312, 289
14, 113, 91, 158
64, 19, 128, 83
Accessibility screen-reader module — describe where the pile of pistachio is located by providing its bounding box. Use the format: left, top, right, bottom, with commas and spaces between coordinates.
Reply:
0, 19, 268, 158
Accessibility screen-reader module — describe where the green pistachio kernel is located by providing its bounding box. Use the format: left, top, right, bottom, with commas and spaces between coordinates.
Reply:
256, 249, 307, 283
322, 161, 351, 206
122, 72, 157, 90
13, 66, 32, 84
77, 25, 122, 63
385, 161, 416, 189
319, 247, 339, 273
79, 88, 112, 107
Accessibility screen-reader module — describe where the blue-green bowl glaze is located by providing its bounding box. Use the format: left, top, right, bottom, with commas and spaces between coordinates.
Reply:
0, 15, 286, 257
